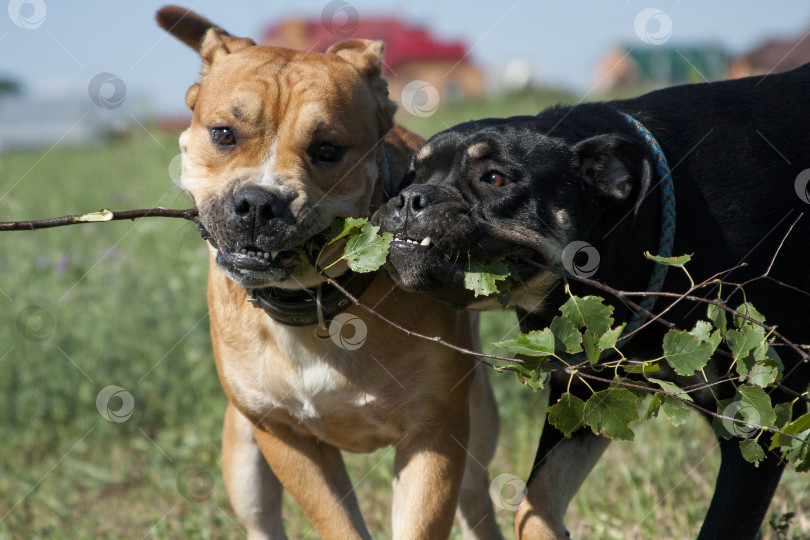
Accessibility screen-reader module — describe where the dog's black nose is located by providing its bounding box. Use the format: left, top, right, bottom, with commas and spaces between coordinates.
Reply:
233, 185, 278, 225
396, 185, 437, 215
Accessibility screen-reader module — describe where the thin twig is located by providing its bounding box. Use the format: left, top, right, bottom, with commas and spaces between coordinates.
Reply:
321, 274, 522, 367
0, 208, 198, 231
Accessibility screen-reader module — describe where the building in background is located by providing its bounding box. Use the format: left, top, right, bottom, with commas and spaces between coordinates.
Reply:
730, 26, 810, 78
262, 17, 486, 106
593, 45, 730, 93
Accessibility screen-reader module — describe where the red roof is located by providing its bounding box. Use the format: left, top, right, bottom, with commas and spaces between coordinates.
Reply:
262, 17, 469, 73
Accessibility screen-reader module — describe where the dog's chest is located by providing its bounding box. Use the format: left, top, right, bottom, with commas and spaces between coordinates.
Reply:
220, 323, 401, 449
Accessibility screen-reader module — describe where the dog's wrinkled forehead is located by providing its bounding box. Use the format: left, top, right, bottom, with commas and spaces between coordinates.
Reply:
411, 117, 572, 188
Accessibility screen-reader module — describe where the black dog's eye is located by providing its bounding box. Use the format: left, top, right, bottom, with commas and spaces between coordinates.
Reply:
482, 171, 508, 187
309, 142, 346, 163
211, 127, 236, 147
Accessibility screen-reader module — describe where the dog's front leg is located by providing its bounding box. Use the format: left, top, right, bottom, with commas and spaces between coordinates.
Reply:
392, 401, 470, 540
251, 420, 370, 540
222, 403, 287, 539
516, 382, 610, 540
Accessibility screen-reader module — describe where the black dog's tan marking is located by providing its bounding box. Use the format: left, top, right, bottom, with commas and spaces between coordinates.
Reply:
373, 64, 810, 539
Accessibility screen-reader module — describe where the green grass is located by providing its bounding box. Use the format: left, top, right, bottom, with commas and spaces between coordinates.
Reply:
1, 93, 807, 539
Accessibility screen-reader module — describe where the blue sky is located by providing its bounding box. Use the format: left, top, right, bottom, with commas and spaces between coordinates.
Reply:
2, 0, 809, 114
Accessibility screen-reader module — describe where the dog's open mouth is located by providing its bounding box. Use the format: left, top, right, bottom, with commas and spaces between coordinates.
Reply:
390, 234, 464, 273
217, 246, 301, 272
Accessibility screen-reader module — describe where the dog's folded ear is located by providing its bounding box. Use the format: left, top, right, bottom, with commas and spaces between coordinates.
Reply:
327, 40, 397, 132
327, 39, 385, 78
573, 134, 652, 213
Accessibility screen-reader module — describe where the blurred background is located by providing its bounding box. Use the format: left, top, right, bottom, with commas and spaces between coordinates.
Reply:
1, 1, 808, 538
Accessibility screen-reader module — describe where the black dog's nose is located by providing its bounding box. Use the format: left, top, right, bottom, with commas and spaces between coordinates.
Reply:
396, 185, 437, 215
233, 185, 278, 225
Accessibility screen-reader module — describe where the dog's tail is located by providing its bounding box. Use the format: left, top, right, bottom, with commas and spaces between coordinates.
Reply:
156, 5, 225, 51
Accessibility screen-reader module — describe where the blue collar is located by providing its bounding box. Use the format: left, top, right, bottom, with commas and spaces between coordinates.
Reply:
618, 111, 676, 338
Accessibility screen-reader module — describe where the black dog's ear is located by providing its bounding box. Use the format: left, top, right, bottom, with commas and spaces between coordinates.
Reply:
573, 134, 652, 213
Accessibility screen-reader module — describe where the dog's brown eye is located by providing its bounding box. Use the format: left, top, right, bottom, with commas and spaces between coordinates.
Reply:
483, 171, 508, 187
309, 142, 346, 163
211, 127, 236, 146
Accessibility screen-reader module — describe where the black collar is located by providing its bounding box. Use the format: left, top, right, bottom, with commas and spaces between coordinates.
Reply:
247, 146, 393, 328
247, 269, 375, 327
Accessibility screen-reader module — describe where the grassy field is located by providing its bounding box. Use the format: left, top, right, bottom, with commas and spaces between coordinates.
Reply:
1, 91, 807, 539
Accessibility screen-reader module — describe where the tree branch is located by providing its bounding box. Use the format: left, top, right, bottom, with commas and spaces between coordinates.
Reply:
0, 208, 198, 231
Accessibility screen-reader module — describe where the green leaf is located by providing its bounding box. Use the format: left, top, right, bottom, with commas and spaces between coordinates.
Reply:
733, 302, 766, 329
582, 331, 601, 365
783, 412, 810, 435
740, 438, 766, 465
342, 223, 393, 273
774, 402, 793, 429
583, 388, 639, 441
736, 385, 777, 427
496, 329, 555, 358
706, 303, 727, 335
662, 329, 714, 376
550, 317, 583, 354
560, 295, 614, 336
727, 325, 766, 363
463, 259, 510, 297
597, 323, 625, 350
548, 393, 586, 437
644, 393, 663, 420
661, 396, 691, 427
525, 370, 545, 391
327, 217, 368, 244
647, 377, 693, 402
644, 252, 692, 267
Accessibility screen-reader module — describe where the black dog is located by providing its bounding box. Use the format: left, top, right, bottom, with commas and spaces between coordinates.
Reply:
373, 64, 810, 539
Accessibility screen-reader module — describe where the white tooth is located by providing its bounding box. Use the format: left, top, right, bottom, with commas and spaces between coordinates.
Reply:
247, 251, 256, 256
271, 251, 280, 259
420, 237, 432, 247
240, 249, 246, 254
263, 252, 270, 260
